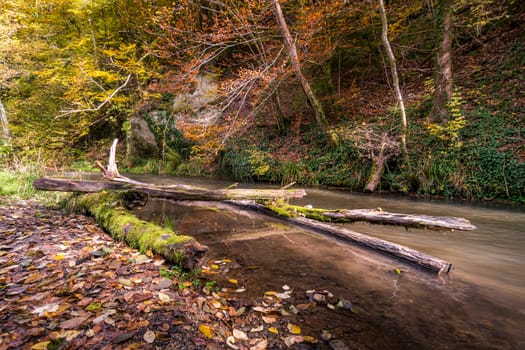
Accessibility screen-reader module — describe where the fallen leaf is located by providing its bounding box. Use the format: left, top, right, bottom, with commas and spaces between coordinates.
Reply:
250, 339, 268, 350
287, 323, 301, 335
119, 278, 133, 287
250, 325, 264, 333
158, 292, 171, 303
198, 325, 214, 339
283, 335, 302, 347
228, 279, 238, 285
53, 253, 65, 261
135, 255, 151, 264
143, 329, 156, 343
226, 335, 239, 349
262, 316, 278, 324
211, 264, 219, 269
267, 327, 279, 335
303, 335, 317, 343
32, 303, 59, 316
31, 341, 50, 349
6, 285, 28, 295
24, 273, 44, 284
233, 329, 248, 340
52, 330, 81, 341
60, 316, 88, 329
85, 302, 102, 312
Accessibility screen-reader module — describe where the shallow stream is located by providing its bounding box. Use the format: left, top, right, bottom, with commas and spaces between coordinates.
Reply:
105, 174, 525, 349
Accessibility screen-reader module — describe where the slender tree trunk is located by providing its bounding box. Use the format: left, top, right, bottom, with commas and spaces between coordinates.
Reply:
432, 0, 453, 120
272, 0, 328, 132
378, 0, 408, 160
0, 98, 11, 141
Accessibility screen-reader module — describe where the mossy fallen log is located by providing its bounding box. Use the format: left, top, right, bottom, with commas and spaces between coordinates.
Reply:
66, 191, 208, 270
264, 202, 475, 231
229, 200, 453, 275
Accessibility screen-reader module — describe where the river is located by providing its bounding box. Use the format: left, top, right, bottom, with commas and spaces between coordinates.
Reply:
83, 173, 525, 349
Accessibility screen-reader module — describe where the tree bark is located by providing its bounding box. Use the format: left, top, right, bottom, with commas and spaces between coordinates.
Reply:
33, 178, 307, 201
272, 0, 328, 132
68, 192, 208, 270
365, 161, 385, 192
378, 0, 408, 159
0, 98, 10, 141
432, 0, 454, 120
229, 200, 454, 275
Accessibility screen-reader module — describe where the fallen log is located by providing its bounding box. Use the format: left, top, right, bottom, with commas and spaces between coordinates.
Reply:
264, 203, 475, 231
33, 177, 307, 201
66, 191, 208, 270
229, 200, 453, 275
322, 208, 475, 231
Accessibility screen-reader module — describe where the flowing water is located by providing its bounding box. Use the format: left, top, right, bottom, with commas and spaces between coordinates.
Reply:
108, 174, 525, 349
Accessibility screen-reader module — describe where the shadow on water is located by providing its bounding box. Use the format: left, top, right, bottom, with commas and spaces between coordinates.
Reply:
134, 195, 525, 350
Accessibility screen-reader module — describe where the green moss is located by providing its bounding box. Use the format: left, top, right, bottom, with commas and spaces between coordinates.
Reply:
67, 191, 194, 265
265, 202, 336, 222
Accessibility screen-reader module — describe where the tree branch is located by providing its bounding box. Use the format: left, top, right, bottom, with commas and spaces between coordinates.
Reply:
56, 74, 132, 117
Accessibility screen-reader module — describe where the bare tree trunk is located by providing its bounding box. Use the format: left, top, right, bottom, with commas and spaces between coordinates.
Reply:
272, 0, 328, 132
432, 0, 453, 120
378, 0, 408, 160
0, 98, 11, 141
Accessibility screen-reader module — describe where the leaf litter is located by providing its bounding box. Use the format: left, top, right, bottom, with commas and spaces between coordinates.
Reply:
0, 198, 360, 349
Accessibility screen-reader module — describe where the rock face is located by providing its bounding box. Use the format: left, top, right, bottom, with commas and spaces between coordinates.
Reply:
129, 71, 220, 160
173, 71, 220, 124
129, 114, 158, 158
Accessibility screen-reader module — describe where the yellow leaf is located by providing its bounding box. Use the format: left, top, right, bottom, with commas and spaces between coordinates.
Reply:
211, 264, 219, 269
31, 341, 50, 349
228, 279, 238, 285
268, 327, 279, 334
54, 253, 65, 261
198, 325, 214, 339
24, 273, 43, 284
287, 323, 301, 335
303, 335, 317, 343
264, 291, 277, 296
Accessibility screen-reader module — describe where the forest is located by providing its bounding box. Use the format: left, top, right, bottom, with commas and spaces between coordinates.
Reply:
1, 0, 524, 201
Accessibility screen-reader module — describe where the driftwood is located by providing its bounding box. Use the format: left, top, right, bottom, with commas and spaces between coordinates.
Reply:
272, 205, 475, 231
33, 178, 306, 201
323, 209, 475, 230
229, 200, 453, 275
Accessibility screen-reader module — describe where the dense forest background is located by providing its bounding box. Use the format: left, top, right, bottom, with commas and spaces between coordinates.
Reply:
0, 0, 523, 202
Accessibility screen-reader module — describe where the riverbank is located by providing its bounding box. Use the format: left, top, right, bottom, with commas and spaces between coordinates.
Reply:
0, 197, 360, 349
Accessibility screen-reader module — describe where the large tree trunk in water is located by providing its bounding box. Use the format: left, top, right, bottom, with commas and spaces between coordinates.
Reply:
432, 0, 454, 120
272, 0, 328, 133
0, 98, 10, 141
378, 0, 408, 160
33, 178, 307, 201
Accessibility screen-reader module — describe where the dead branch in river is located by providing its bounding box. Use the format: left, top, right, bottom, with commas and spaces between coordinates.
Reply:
228, 200, 453, 275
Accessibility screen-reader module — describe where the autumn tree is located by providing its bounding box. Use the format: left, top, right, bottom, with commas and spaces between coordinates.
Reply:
1, 0, 152, 162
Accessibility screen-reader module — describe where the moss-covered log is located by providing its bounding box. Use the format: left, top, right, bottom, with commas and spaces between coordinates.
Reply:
67, 191, 208, 270
263, 202, 475, 231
